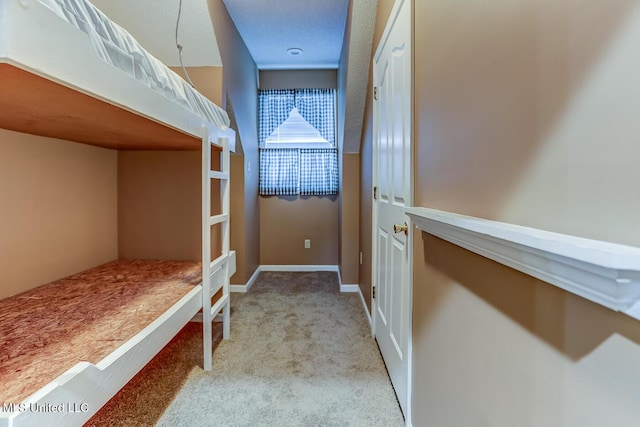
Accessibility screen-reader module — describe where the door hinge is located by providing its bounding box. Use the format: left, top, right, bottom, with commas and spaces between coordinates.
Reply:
373, 286, 376, 299
374, 86, 378, 101
373, 186, 377, 200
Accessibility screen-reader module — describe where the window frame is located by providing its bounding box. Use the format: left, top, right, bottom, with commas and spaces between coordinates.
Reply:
258, 88, 339, 196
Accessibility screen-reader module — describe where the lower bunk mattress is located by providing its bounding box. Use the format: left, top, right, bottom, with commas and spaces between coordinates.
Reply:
0, 260, 202, 407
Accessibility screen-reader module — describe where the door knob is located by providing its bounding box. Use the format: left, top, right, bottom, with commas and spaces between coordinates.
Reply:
393, 222, 408, 236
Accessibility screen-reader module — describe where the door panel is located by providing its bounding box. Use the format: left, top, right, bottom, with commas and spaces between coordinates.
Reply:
377, 229, 389, 326
391, 237, 405, 357
372, 0, 412, 418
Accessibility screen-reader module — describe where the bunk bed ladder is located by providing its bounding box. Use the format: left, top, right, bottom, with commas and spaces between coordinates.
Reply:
202, 128, 231, 371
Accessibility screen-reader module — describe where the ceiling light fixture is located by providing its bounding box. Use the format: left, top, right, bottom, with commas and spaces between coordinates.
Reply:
287, 48, 304, 56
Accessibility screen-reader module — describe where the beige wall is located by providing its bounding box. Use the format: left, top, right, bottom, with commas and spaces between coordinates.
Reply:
243, 147, 260, 278
340, 154, 360, 284
410, 0, 640, 425
414, 0, 640, 245
170, 67, 223, 106
231, 147, 259, 283
337, 5, 349, 284
337, 0, 369, 283
118, 151, 204, 260
260, 196, 339, 265
0, 129, 118, 298
359, 114, 373, 310
230, 155, 246, 283
209, 0, 260, 283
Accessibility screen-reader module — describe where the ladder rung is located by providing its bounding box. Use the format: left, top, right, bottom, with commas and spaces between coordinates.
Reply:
209, 276, 224, 297
209, 214, 229, 226
210, 253, 228, 272
210, 294, 230, 318
208, 261, 225, 295
209, 171, 229, 180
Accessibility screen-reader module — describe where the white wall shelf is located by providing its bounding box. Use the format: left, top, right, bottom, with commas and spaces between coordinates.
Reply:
406, 207, 640, 318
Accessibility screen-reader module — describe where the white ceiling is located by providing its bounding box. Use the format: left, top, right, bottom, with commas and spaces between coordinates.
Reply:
90, 0, 351, 71
90, 0, 222, 67
222, 0, 350, 70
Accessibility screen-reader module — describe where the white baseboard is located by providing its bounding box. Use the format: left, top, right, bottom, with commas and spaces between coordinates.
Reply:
337, 267, 372, 328
230, 265, 339, 293
358, 285, 372, 328
230, 266, 261, 293
340, 284, 360, 292
260, 265, 339, 272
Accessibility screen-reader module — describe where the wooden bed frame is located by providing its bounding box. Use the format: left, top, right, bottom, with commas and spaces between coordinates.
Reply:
0, 0, 235, 425
0, 0, 236, 151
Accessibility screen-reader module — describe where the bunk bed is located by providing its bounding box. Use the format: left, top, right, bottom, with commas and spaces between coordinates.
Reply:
0, 0, 235, 425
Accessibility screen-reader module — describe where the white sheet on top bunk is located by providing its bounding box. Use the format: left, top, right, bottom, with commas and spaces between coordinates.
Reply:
36, 0, 230, 130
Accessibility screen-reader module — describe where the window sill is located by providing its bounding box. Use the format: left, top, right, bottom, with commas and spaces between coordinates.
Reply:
406, 207, 640, 319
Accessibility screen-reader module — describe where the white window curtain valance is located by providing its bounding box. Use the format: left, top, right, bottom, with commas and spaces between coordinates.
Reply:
259, 89, 336, 147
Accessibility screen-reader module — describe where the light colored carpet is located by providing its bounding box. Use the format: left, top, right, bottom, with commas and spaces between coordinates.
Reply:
87, 271, 404, 427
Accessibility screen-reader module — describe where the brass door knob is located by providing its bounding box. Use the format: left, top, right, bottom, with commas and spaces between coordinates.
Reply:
393, 222, 408, 236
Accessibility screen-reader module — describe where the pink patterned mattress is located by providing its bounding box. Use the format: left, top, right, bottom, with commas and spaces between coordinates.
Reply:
0, 260, 201, 404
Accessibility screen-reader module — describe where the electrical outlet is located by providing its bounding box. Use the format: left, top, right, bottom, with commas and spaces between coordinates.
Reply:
304, 239, 311, 249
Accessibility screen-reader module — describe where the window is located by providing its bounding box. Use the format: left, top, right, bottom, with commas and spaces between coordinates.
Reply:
259, 89, 338, 196
265, 107, 331, 148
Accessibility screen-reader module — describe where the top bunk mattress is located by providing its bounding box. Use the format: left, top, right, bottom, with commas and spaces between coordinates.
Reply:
35, 0, 230, 131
